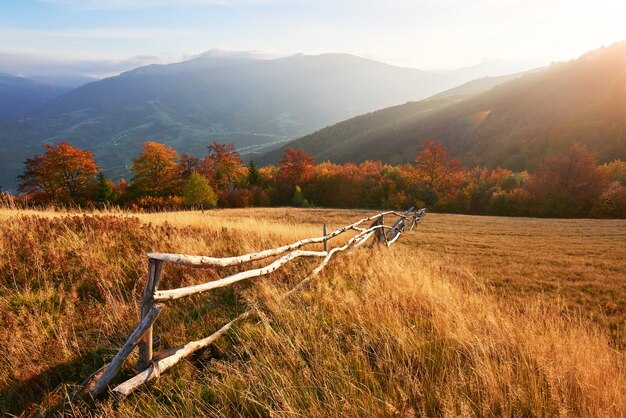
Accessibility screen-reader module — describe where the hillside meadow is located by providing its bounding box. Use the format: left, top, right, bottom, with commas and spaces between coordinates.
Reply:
0, 206, 625, 416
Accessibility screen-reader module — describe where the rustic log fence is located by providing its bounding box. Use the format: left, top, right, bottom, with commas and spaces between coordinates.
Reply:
80, 207, 426, 398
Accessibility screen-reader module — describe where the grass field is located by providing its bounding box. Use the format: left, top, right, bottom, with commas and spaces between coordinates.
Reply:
0, 207, 625, 416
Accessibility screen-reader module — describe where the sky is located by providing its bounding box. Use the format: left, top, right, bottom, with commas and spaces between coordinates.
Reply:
1, 0, 626, 78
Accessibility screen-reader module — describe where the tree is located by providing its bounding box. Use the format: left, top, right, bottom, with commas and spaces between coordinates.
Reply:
292, 185, 312, 207
414, 140, 460, 207
278, 148, 315, 201
599, 160, 626, 185
529, 144, 607, 217
18, 142, 99, 205
131, 141, 181, 198
182, 172, 218, 208
247, 160, 260, 186
200, 142, 244, 189
95, 172, 119, 206
179, 153, 201, 180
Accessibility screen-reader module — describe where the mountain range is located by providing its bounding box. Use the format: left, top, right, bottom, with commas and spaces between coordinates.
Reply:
261, 43, 626, 171
0, 52, 517, 190
2, 44, 626, 192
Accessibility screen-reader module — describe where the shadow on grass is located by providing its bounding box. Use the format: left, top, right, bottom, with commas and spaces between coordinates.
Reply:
0, 349, 110, 416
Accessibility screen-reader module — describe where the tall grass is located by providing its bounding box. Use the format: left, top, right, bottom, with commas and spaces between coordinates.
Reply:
0, 208, 624, 416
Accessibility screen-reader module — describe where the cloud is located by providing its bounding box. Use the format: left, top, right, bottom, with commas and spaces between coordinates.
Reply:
0, 52, 182, 78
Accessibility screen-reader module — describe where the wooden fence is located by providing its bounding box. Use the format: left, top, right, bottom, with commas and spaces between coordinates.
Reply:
80, 207, 426, 398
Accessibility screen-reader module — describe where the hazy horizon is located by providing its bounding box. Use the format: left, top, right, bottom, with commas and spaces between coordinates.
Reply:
2, 0, 626, 78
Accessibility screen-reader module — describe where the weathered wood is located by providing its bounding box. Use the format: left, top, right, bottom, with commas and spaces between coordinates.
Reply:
146, 211, 405, 268
153, 250, 327, 302
113, 311, 252, 397
323, 223, 327, 252
387, 219, 405, 245
409, 208, 426, 231
366, 215, 385, 246
138, 259, 163, 370
90, 304, 163, 396
75, 364, 108, 397
385, 207, 413, 244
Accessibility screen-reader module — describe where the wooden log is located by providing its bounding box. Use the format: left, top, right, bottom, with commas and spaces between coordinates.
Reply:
113, 311, 252, 397
146, 210, 405, 268
386, 218, 405, 245
384, 207, 413, 239
367, 215, 384, 246
90, 304, 163, 396
409, 208, 426, 231
75, 364, 108, 397
138, 259, 163, 369
153, 250, 327, 302
384, 207, 413, 245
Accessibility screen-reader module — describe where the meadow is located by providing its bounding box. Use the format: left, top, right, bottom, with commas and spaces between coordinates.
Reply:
0, 206, 625, 416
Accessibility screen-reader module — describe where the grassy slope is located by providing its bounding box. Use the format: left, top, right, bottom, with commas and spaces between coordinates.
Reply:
0, 207, 625, 416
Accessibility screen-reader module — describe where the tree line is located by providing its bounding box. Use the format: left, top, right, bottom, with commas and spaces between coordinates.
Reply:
7, 140, 626, 218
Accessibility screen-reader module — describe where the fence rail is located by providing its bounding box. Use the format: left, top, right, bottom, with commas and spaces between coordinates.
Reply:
80, 207, 426, 398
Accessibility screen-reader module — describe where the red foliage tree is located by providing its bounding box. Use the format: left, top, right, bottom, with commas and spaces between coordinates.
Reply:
178, 153, 201, 180
199, 142, 244, 190
529, 144, 608, 216
277, 148, 315, 200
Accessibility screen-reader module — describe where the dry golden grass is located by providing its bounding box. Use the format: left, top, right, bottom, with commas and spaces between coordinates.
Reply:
0, 207, 624, 416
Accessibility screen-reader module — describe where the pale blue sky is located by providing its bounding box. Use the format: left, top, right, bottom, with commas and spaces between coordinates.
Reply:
1, 0, 626, 77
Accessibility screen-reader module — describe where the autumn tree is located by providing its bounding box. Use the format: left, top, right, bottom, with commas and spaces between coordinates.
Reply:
414, 140, 460, 207
277, 148, 315, 203
179, 153, 201, 180
18, 142, 99, 205
131, 141, 181, 198
200, 142, 244, 189
599, 160, 626, 185
529, 144, 607, 217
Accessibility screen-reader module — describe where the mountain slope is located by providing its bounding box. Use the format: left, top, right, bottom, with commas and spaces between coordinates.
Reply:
0, 74, 69, 118
261, 43, 626, 170
0, 53, 461, 190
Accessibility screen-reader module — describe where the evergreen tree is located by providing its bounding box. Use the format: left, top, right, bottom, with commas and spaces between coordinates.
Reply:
95, 172, 118, 205
247, 160, 260, 186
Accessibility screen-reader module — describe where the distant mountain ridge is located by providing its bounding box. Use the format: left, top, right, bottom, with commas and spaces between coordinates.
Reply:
0, 74, 69, 118
0, 52, 506, 191
260, 43, 626, 170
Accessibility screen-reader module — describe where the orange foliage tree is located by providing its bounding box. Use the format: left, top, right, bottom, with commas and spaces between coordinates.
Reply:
131, 141, 182, 198
414, 140, 461, 207
18, 142, 99, 205
199, 142, 245, 190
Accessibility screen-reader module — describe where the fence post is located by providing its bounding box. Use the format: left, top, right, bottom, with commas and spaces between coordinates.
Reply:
138, 258, 163, 370
323, 223, 327, 252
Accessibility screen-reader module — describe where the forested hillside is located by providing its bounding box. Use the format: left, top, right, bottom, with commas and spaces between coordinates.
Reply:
262, 43, 626, 170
